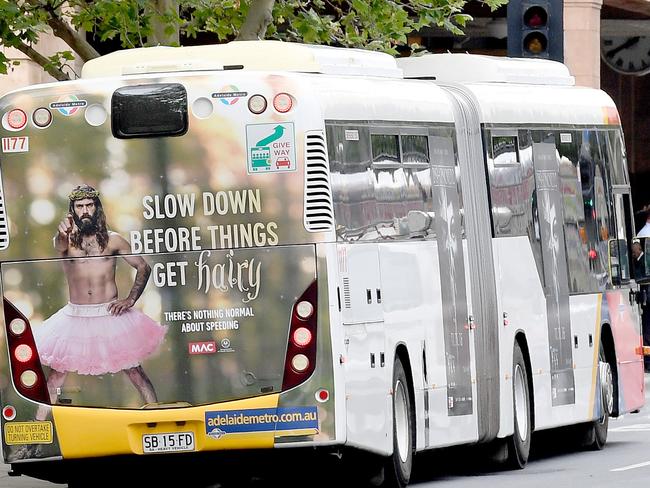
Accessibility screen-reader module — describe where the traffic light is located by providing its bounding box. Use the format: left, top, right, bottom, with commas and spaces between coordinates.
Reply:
507, 1, 564, 63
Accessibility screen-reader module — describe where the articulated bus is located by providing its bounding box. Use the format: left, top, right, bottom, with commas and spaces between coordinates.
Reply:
0, 42, 645, 486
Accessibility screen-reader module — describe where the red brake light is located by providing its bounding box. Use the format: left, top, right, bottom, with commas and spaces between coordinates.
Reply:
14, 344, 33, 363
7, 109, 27, 130
293, 327, 312, 347
282, 280, 318, 390
3, 298, 49, 403
273, 93, 293, 113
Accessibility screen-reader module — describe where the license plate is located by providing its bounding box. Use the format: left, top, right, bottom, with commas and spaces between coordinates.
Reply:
142, 432, 195, 453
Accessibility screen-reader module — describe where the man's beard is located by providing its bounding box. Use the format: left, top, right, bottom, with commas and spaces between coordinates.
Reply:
73, 213, 99, 235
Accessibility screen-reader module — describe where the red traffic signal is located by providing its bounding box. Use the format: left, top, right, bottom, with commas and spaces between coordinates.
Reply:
524, 6, 548, 28
507, 1, 564, 63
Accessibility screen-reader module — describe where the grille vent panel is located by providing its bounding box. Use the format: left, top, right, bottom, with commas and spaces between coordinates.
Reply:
304, 131, 334, 232
0, 173, 8, 250
342, 277, 352, 309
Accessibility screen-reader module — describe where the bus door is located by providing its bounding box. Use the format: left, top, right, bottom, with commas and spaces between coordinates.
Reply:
339, 243, 389, 452
532, 141, 576, 406
604, 128, 644, 413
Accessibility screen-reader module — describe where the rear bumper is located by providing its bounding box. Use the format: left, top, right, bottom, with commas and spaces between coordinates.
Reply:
51, 393, 320, 459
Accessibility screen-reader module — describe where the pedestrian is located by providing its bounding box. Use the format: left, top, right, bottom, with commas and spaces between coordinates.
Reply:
632, 239, 650, 373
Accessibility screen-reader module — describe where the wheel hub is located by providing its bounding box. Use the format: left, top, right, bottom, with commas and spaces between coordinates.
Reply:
514, 363, 528, 441
394, 380, 409, 463
599, 360, 613, 417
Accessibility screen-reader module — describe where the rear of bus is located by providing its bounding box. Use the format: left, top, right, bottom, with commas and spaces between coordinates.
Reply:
0, 43, 337, 481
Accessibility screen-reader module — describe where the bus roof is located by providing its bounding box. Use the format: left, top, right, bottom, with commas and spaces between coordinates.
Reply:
80, 41, 403, 79
466, 83, 619, 125
397, 53, 575, 86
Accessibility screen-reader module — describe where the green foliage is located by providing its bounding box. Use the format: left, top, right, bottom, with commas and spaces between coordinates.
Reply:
0, 1, 47, 50
0, 0, 507, 78
43, 50, 76, 77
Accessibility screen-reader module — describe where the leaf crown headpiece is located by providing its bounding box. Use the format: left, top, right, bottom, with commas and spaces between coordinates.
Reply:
68, 185, 99, 202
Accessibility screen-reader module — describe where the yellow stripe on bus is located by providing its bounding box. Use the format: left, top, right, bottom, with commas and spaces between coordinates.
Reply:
52, 394, 280, 458
588, 295, 603, 418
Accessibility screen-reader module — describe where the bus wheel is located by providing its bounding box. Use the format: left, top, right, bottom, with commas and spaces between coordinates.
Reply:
581, 342, 612, 450
383, 357, 414, 488
506, 342, 531, 469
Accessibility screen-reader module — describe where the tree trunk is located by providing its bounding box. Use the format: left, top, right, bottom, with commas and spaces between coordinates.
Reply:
237, 0, 276, 40
12, 41, 70, 81
47, 17, 100, 61
25, 0, 99, 61
147, 0, 180, 46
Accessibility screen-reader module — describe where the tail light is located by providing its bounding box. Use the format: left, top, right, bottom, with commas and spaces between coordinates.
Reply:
3, 298, 49, 403
6, 109, 27, 130
282, 280, 318, 390
273, 93, 293, 113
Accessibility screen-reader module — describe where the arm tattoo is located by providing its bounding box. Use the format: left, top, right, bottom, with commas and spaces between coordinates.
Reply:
127, 264, 151, 304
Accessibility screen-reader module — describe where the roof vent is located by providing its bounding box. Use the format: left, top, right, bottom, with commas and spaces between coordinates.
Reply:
304, 131, 334, 233
82, 41, 402, 79
397, 53, 575, 86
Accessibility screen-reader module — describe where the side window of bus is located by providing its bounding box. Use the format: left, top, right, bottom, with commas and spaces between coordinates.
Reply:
326, 124, 437, 242
517, 129, 545, 287
371, 133, 407, 238
430, 127, 464, 235
594, 133, 617, 243
370, 130, 441, 240
326, 124, 376, 241
556, 131, 593, 293
401, 134, 432, 219
485, 131, 526, 237
578, 130, 615, 290
604, 129, 630, 186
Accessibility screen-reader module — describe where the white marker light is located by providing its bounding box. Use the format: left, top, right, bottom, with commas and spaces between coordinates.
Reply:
32, 107, 52, 128
9, 318, 27, 336
192, 97, 213, 119
296, 301, 314, 320
291, 354, 310, 372
20, 370, 37, 388
84, 103, 107, 127
248, 94, 267, 114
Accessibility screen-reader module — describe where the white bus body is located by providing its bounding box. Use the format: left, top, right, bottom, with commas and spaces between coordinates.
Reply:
0, 42, 643, 486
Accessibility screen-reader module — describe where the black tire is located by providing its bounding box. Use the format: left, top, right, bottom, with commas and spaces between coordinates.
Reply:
383, 357, 415, 488
581, 340, 612, 450
506, 342, 532, 469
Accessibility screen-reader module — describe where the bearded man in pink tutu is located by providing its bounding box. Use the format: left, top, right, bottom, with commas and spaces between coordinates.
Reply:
34, 184, 165, 419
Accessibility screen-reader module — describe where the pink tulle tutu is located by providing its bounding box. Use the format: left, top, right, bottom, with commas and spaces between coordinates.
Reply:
34, 302, 166, 375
